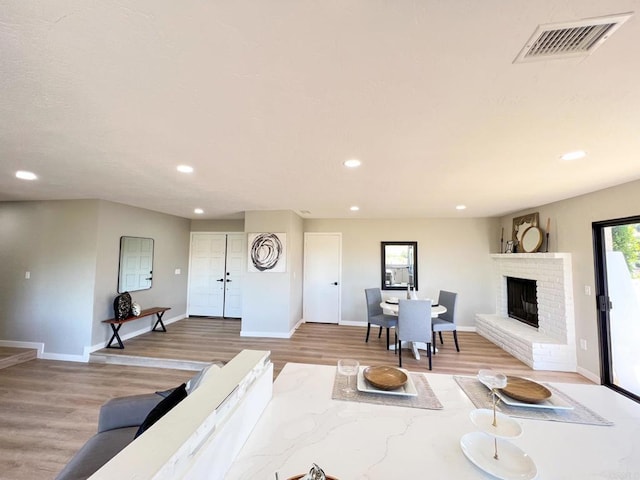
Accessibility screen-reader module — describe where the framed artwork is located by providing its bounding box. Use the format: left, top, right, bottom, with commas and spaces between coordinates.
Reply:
505, 240, 515, 254
248, 233, 287, 272
512, 212, 540, 245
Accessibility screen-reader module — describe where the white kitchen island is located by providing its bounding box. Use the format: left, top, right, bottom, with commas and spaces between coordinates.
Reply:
226, 363, 640, 479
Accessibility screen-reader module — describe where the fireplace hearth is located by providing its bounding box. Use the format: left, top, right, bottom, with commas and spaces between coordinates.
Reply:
476, 253, 577, 372
506, 276, 538, 328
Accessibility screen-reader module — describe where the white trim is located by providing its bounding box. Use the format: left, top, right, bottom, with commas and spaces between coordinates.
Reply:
41, 352, 87, 362
0, 340, 44, 357
240, 322, 299, 338
339, 320, 365, 327
577, 366, 600, 384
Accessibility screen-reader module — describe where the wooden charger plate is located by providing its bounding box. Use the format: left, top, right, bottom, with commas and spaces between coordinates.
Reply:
363, 365, 408, 391
500, 376, 552, 403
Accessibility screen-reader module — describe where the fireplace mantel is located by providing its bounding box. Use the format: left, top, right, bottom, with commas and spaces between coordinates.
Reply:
476, 252, 577, 371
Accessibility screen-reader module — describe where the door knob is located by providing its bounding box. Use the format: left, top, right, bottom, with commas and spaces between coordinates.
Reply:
217, 278, 224, 282
332, 282, 339, 285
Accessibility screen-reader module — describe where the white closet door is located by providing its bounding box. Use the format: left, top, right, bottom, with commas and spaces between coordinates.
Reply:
303, 233, 341, 324
223, 234, 245, 318
188, 233, 226, 316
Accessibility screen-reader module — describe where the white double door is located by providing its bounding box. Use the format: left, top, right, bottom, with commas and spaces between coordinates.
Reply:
188, 233, 244, 318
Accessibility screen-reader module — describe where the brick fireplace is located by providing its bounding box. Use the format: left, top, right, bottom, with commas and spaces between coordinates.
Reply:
476, 253, 577, 371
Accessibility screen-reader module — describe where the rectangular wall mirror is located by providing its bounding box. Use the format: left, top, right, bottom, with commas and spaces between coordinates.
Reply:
118, 236, 154, 293
381, 241, 418, 291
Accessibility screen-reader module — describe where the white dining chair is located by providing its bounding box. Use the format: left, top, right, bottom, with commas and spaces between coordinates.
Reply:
397, 299, 432, 370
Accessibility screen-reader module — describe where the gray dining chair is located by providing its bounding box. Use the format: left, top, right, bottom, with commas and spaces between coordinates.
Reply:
364, 288, 397, 350
432, 290, 459, 353
397, 299, 432, 370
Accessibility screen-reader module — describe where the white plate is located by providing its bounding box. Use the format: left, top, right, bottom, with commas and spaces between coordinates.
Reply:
495, 389, 574, 411
357, 367, 418, 397
469, 409, 523, 439
460, 432, 537, 480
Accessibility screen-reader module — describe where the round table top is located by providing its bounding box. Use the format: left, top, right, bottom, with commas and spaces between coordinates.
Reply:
380, 300, 446, 317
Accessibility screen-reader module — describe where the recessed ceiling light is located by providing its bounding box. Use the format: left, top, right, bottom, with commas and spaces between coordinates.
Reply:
560, 150, 586, 161
456, 205, 467, 210
350, 206, 360, 211
343, 159, 362, 168
16, 170, 37, 180
194, 208, 204, 214
177, 165, 194, 173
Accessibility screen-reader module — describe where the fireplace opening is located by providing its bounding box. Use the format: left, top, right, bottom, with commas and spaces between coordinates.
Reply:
506, 276, 538, 328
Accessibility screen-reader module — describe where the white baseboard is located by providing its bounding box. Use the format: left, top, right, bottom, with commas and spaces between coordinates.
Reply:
0, 340, 44, 357
338, 320, 365, 326
335, 322, 477, 332
41, 352, 87, 362
577, 365, 600, 383
458, 326, 477, 332
240, 330, 292, 339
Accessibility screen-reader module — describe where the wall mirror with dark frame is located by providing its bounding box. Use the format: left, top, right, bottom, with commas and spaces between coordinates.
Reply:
118, 236, 154, 293
381, 241, 418, 291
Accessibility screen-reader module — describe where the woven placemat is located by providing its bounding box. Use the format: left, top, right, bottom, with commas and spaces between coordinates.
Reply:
332, 371, 443, 410
454, 376, 613, 426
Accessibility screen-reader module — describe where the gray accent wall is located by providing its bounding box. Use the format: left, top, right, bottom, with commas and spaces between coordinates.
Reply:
242, 210, 304, 336
92, 201, 191, 348
191, 219, 244, 232
0, 200, 190, 357
0, 200, 99, 355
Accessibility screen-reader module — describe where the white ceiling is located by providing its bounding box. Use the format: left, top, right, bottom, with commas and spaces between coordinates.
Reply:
1, 1, 639, 220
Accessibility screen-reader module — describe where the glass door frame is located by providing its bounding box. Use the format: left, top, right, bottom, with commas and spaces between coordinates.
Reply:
592, 214, 640, 403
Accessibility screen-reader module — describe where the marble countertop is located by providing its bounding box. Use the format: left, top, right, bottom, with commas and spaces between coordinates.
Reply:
226, 363, 640, 479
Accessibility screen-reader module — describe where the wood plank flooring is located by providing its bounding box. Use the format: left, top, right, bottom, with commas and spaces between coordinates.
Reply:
0, 347, 37, 370
0, 317, 591, 480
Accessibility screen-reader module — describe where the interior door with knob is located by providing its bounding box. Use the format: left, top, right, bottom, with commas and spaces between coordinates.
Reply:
593, 216, 640, 402
188, 233, 227, 316
303, 233, 341, 324
223, 234, 245, 318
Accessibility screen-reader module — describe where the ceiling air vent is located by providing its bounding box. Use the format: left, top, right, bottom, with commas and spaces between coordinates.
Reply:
514, 12, 633, 63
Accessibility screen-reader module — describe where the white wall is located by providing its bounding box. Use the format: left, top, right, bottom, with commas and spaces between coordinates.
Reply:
499, 178, 640, 379
304, 217, 499, 328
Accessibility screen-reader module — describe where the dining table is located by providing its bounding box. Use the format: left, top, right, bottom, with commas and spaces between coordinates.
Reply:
380, 299, 446, 359
224, 362, 640, 479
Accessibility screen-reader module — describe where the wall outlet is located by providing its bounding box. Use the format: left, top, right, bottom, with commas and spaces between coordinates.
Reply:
580, 339, 588, 350
25, 271, 30, 279
584, 285, 591, 296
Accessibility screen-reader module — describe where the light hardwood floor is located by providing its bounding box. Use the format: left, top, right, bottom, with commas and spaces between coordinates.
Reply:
0, 317, 591, 480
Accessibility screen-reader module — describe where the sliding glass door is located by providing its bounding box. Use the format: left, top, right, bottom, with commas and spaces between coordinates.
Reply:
593, 216, 640, 402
